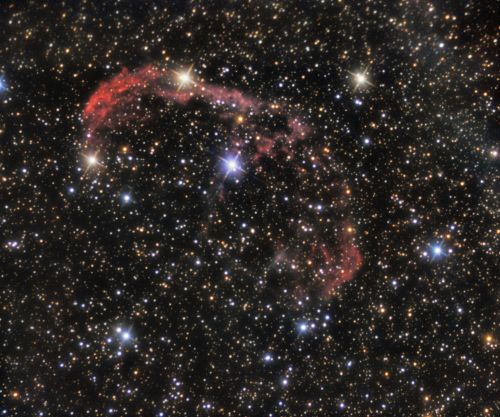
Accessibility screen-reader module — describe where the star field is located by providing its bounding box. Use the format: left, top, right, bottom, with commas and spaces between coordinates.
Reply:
0, 1, 498, 416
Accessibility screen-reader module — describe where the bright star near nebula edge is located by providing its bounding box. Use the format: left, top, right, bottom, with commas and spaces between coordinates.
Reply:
1, 1, 497, 417
226, 158, 238, 172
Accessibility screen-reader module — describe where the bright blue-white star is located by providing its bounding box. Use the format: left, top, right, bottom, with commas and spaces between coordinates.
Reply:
116, 326, 132, 342
226, 158, 239, 172
297, 322, 309, 334
219, 154, 244, 179
424, 242, 450, 260
432, 245, 442, 256
121, 193, 132, 204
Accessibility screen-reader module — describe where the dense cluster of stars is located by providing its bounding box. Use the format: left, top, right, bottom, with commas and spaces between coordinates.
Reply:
1, 1, 498, 416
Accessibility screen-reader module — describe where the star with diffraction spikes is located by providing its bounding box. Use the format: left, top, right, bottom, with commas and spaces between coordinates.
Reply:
348, 67, 374, 91
172, 64, 195, 91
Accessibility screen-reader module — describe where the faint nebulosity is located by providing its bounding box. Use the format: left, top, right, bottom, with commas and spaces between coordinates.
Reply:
0, 1, 498, 416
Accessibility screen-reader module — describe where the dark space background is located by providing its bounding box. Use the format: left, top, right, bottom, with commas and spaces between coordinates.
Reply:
0, 1, 498, 416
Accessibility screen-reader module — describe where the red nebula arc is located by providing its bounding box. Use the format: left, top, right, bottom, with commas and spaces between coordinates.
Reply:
83, 66, 162, 134
83, 65, 308, 160
316, 230, 363, 296
82, 65, 362, 295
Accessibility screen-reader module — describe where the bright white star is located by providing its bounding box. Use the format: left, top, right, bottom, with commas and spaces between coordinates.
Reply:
87, 155, 98, 166
81, 152, 103, 176
349, 68, 374, 90
219, 154, 244, 180
173, 64, 195, 91
227, 159, 238, 172
355, 73, 367, 84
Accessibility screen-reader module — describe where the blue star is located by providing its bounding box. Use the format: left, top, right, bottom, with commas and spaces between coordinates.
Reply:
432, 245, 442, 256
219, 154, 244, 179
0, 76, 7, 92
297, 322, 309, 334
224, 156, 241, 174
426, 242, 449, 261
116, 327, 132, 342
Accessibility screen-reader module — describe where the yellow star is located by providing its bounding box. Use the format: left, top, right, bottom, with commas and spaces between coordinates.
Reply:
172, 64, 195, 91
81, 151, 103, 176
349, 68, 374, 90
